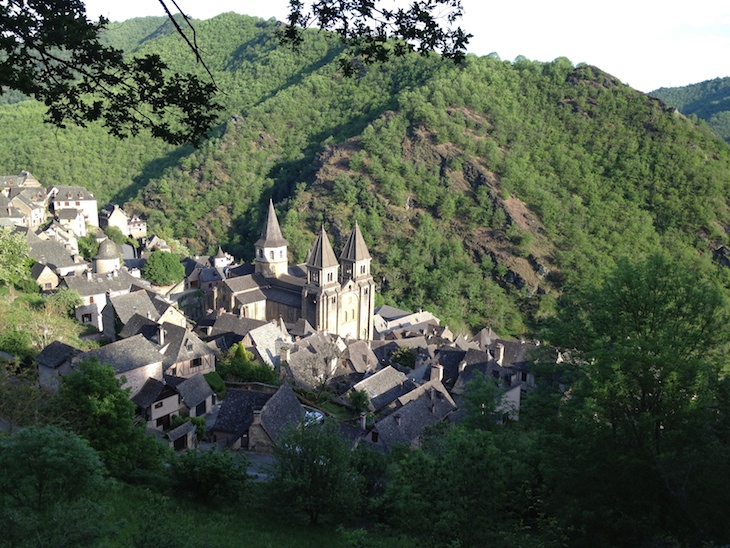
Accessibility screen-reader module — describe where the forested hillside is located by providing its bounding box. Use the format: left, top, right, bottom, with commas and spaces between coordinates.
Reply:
652, 76, 730, 142
2, 13, 730, 335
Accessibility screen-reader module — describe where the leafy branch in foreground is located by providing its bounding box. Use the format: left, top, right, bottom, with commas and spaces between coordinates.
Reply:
279, 0, 471, 74
0, 0, 221, 144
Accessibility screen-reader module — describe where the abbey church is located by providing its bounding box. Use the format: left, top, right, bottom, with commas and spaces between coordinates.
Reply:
215, 201, 376, 340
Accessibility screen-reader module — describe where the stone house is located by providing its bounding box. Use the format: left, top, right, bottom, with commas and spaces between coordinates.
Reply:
49, 185, 99, 228
73, 334, 164, 397
36, 341, 82, 391
131, 377, 180, 431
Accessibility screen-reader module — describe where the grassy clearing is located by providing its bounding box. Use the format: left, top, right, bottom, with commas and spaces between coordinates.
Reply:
101, 481, 412, 548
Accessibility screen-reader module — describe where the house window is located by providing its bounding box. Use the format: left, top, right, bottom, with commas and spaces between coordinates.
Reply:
521, 371, 528, 382
44, 283, 52, 290
81, 313, 92, 323
154, 401, 164, 409
192, 357, 202, 368
75, 202, 80, 206
89, 295, 94, 304
371, 431, 379, 443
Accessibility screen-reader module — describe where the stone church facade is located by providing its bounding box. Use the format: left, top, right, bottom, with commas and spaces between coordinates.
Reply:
216, 201, 376, 340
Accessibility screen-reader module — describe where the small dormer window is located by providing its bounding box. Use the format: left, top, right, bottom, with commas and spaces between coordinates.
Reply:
67, 193, 72, 199
79, 192, 84, 199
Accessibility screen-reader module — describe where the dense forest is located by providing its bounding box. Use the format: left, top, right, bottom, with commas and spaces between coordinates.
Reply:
652, 76, 730, 142
2, 13, 730, 337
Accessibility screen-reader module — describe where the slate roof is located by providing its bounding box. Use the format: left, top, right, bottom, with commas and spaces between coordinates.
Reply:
174, 373, 214, 409
212, 388, 273, 436
57, 208, 81, 220
261, 286, 301, 308
209, 313, 267, 339
248, 322, 287, 367
61, 268, 145, 297
118, 313, 158, 339
255, 200, 288, 248
234, 288, 267, 306
35, 341, 81, 369
95, 239, 118, 260
29, 240, 83, 271
52, 186, 94, 201
109, 290, 162, 325
340, 222, 371, 262
131, 377, 167, 409
352, 366, 413, 413
489, 339, 539, 370
281, 332, 342, 391
259, 383, 305, 444
167, 420, 196, 442
287, 318, 316, 339
344, 340, 377, 374
374, 305, 412, 321
223, 272, 268, 293
306, 226, 338, 269
432, 347, 467, 388
372, 386, 457, 449
79, 334, 162, 375
143, 322, 215, 371
470, 327, 498, 351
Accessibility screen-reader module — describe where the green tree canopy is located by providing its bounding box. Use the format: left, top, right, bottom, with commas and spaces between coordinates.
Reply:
0, 425, 109, 547
51, 358, 169, 478
141, 250, 185, 286
543, 252, 730, 544
272, 419, 361, 525
0, 227, 30, 288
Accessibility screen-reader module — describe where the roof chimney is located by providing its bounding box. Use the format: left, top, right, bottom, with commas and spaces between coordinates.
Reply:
495, 343, 505, 367
430, 363, 444, 382
158, 324, 165, 346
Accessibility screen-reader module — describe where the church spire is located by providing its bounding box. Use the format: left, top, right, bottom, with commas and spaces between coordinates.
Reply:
254, 199, 288, 278
255, 199, 288, 248
305, 226, 339, 287
340, 222, 372, 281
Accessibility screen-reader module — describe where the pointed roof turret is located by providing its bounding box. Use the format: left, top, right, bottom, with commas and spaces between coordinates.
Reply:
306, 226, 339, 269
255, 200, 288, 248
340, 221, 371, 261
215, 246, 226, 259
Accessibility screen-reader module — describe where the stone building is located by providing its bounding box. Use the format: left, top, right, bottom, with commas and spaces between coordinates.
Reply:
216, 201, 376, 340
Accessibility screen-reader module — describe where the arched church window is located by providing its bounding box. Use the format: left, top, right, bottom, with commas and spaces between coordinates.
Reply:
280, 250, 283, 258
258, 249, 263, 258
269, 250, 274, 259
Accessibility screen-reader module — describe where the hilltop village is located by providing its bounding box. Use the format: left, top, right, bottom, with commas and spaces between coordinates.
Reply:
3, 170, 556, 451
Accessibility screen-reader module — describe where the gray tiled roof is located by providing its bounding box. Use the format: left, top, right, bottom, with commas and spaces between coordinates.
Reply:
110, 290, 161, 325
340, 222, 371, 261
249, 322, 287, 367
260, 384, 305, 444
282, 333, 341, 391
79, 334, 162, 375
35, 341, 81, 369
305, 226, 338, 269
61, 269, 143, 297
118, 313, 159, 339
210, 313, 267, 339
131, 377, 166, 408
167, 420, 196, 442
255, 200, 288, 248
174, 373, 214, 409
352, 366, 413, 412
375, 305, 412, 321
261, 286, 301, 308
372, 386, 456, 449
29, 240, 83, 270
52, 186, 95, 201
223, 273, 267, 293
144, 322, 215, 371
212, 388, 273, 436
344, 340, 377, 374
